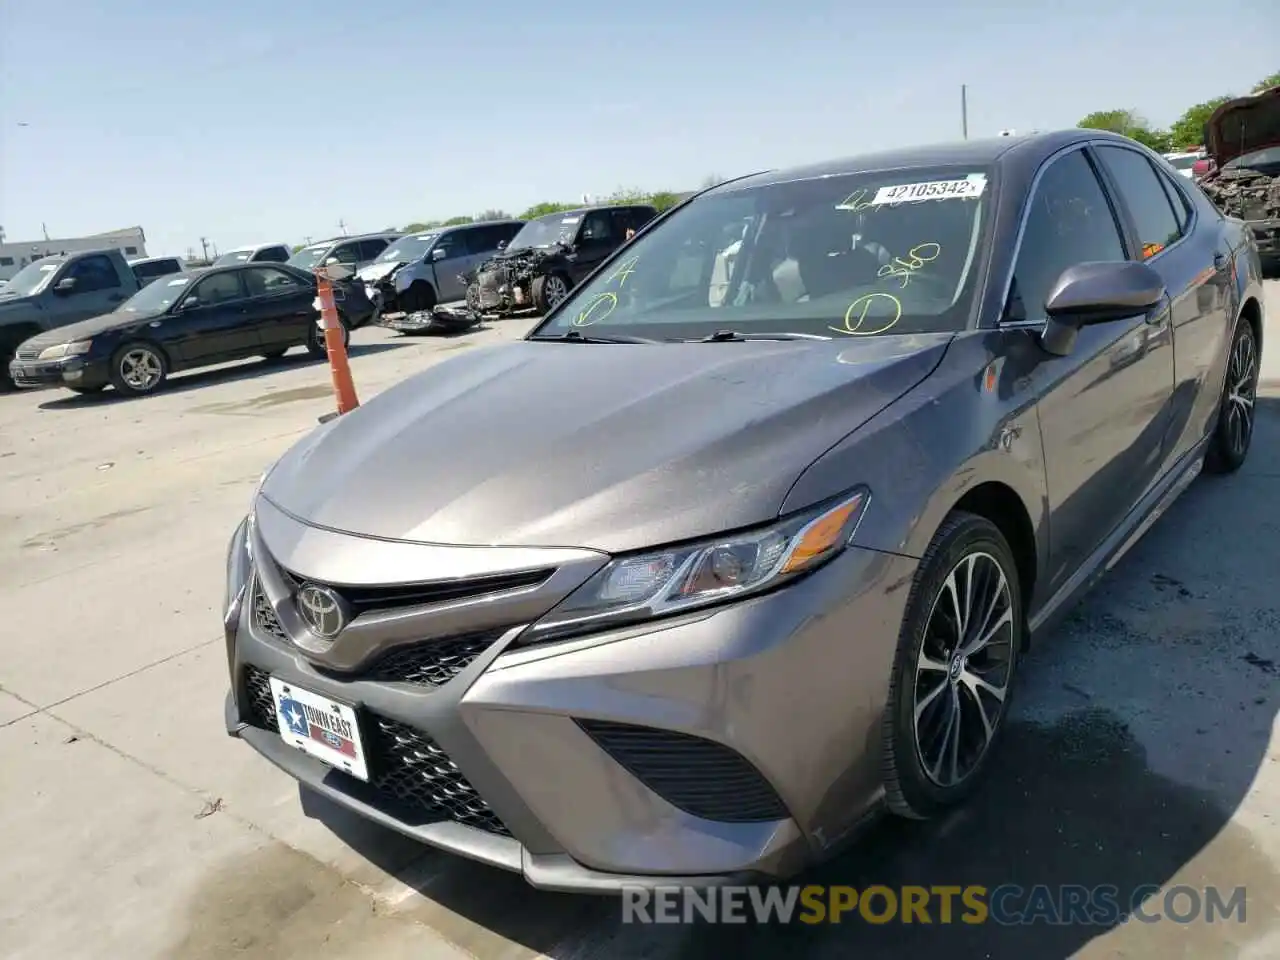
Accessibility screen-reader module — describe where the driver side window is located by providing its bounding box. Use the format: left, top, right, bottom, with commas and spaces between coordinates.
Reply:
579, 211, 615, 244
1006, 149, 1126, 323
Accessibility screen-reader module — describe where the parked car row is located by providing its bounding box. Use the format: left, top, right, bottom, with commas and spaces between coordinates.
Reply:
4, 254, 374, 397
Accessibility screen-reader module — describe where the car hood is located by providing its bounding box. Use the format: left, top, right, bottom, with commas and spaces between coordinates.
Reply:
1205, 84, 1280, 168
259, 334, 953, 553
356, 260, 406, 282
20, 307, 166, 347
0, 293, 40, 312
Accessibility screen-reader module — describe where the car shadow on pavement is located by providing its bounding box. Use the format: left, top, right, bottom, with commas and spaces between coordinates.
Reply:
32, 341, 409, 410
308, 397, 1280, 960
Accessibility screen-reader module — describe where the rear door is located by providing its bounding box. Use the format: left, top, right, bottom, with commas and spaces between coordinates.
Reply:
242, 267, 316, 350
172, 270, 255, 362
1092, 143, 1230, 472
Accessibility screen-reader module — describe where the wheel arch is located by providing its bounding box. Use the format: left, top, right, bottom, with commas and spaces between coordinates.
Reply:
949, 481, 1038, 648
1238, 295, 1262, 358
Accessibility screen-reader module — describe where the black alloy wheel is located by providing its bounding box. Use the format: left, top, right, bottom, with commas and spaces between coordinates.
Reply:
883, 512, 1023, 819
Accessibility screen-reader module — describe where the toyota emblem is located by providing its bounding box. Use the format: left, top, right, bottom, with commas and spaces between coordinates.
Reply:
296, 583, 349, 639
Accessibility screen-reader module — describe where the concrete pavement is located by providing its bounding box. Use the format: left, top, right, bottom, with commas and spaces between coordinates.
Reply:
1, 286, 1278, 959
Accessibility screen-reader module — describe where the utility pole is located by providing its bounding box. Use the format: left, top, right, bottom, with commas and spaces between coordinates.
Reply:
199, 237, 210, 263
42, 222, 50, 240
337, 219, 348, 236
961, 85, 969, 140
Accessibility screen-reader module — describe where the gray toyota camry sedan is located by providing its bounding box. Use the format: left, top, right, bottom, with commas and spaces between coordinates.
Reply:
224, 130, 1265, 892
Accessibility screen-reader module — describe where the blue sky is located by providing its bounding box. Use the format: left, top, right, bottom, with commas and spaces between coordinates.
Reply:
0, 0, 1274, 258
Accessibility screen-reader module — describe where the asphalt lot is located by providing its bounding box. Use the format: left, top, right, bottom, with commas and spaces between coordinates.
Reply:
2, 286, 1279, 960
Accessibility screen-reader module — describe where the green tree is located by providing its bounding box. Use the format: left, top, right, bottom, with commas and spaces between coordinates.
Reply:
442, 215, 474, 226
647, 191, 682, 212
1168, 96, 1232, 149
1076, 109, 1171, 152
476, 208, 511, 221
605, 186, 652, 203
518, 201, 577, 219
401, 221, 441, 232
1253, 71, 1280, 92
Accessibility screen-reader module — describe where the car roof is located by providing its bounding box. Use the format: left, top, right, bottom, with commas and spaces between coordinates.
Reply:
706, 131, 1113, 194
440, 219, 524, 231
223, 242, 291, 253
305, 232, 403, 248
128, 255, 182, 264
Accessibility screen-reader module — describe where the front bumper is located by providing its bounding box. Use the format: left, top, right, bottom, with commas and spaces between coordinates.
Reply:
7, 354, 109, 391
224, 507, 916, 892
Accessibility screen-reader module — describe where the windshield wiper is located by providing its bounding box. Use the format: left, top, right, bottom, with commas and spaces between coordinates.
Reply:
687, 330, 831, 343
534, 330, 658, 344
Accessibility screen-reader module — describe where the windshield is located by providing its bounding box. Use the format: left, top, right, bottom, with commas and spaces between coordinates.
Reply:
375, 234, 438, 263
532, 167, 993, 341
1167, 155, 1200, 170
1225, 145, 1280, 172
214, 250, 256, 266
0, 259, 62, 298
508, 212, 581, 251
118, 274, 193, 314
288, 245, 330, 270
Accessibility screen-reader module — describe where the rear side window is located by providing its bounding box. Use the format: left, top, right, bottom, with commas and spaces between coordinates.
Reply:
254, 246, 291, 263
1006, 149, 1126, 323
1156, 173, 1193, 233
243, 267, 306, 297
1095, 145, 1183, 258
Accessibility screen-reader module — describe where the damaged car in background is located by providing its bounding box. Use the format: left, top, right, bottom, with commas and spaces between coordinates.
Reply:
465, 203, 657, 316
1199, 83, 1280, 273
354, 221, 524, 328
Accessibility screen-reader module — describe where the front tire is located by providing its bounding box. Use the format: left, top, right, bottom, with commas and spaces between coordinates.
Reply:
1204, 318, 1257, 475
882, 512, 1023, 820
532, 273, 570, 313
404, 281, 437, 314
306, 319, 350, 360
109, 342, 168, 396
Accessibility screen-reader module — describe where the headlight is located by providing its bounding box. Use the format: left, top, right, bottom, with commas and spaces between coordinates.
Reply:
224, 516, 253, 624
525, 489, 869, 644
37, 340, 92, 361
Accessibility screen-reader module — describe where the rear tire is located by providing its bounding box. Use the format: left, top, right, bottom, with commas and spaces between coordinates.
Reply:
882, 512, 1023, 820
1204, 318, 1257, 475
109, 342, 168, 397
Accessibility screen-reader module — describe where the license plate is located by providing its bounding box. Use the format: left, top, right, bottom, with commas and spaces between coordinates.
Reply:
269, 677, 369, 781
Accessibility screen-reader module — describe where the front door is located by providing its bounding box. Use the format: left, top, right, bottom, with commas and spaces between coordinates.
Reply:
1092, 143, 1235, 475
241, 266, 316, 350
1005, 147, 1176, 595
171, 270, 255, 362
568, 210, 618, 283
45, 254, 130, 327
428, 231, 477, 303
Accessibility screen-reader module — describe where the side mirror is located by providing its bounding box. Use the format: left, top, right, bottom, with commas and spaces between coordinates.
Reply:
496, 240, 507, 251
1039, 261, 1165, 356
54, 277, 77, 293
431, 247, 448, 261
324, 257, 341, 265
179, 296, 200, 311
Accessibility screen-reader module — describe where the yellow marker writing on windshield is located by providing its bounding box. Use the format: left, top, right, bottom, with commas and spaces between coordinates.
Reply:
574, 292, 618, 327
877, 243, 941, 289
835, 188, 875, 213
607, 256, 639, 288
830, 292, 903, 337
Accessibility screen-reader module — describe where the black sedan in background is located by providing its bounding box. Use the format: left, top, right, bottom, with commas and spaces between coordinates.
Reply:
8, 263, 374, 397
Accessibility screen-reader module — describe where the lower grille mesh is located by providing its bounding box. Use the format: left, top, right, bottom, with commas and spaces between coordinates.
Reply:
576, 719, 789, 823
241, 666, 509, 836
